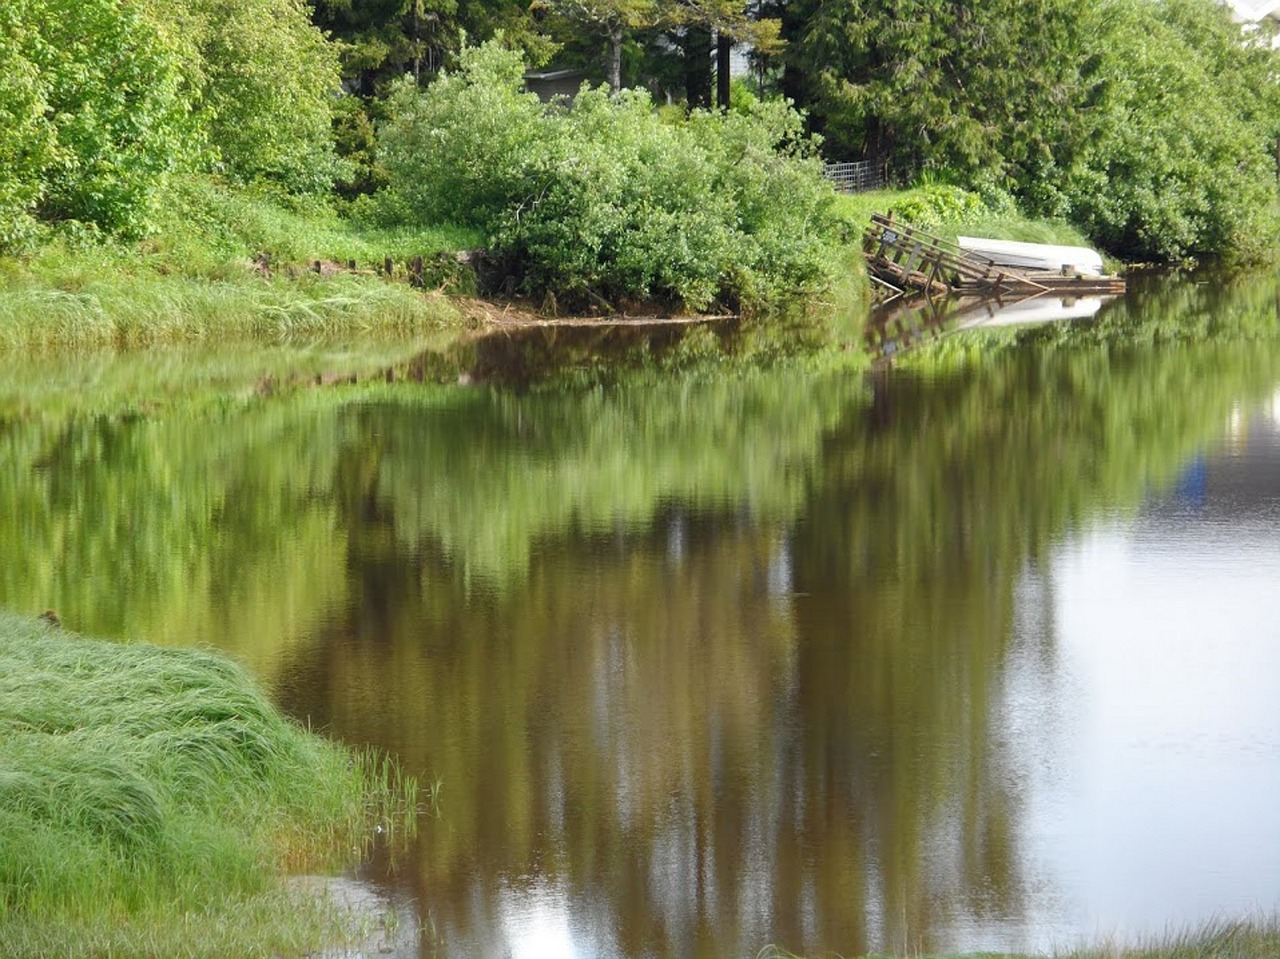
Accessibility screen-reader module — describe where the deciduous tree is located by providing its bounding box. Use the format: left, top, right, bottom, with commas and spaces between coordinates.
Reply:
135, 0, 343, 194
1, 0, 189, 240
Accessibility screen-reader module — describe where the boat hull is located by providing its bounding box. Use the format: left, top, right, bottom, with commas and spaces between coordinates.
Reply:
956, 236, 1105, 276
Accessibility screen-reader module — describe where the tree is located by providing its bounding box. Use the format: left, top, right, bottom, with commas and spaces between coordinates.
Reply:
312, 0, 548, 94
534, 0, 661, 92
1050, 0, 1280, 260
664, 1, 781, 108
134, 0, 344, 194
2, 0, 191, 239
780, 0, 1279, 261
0, 3, 52, 249
534, 0, 778, 103
788, 0, 1088, 172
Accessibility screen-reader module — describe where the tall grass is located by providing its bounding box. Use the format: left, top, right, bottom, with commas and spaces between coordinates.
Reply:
0, 249, 464, 353
0, 609, 417, 959
145, 176, 483, 273
0, 175, 478, 354
756, 915, 1280, 959
1065, 917, 1280, 959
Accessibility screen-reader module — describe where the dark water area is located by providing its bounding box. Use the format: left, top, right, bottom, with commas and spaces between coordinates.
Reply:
3, 273, 1280, 957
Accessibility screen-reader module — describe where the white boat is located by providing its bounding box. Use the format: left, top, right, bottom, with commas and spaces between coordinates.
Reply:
959, 295, 1105, 329
956, 236, 1105, 276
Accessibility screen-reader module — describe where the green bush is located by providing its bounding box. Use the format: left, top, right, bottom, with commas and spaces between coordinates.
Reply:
792, 0, 1279, 264
1050, 0, 1280, 262
378, 40, 837, 313
0, 0, 343, 252
887, 184, 989, 231
0, 0, 189, 244
134, 0, 344, 195
0, 6, 51, 251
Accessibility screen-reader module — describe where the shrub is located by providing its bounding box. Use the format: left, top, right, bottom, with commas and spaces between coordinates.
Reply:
378, 40, 837, 313
0, 0, 189, 242
0, 5, 51, 251
887, 184, 989, 231
1052, 0, 1280, 262
135, 0, 344, 195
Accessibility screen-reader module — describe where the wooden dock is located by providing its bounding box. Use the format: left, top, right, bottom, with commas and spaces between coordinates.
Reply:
862, 213, 1125, 301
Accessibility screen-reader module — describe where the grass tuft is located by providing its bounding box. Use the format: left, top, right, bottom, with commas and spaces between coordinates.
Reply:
0, 609, 417, 958
0, 259, 463, 354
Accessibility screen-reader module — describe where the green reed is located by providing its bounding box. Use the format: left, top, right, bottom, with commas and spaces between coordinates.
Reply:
0, 258, 462, 354
757, 914, 1280, 959
0, 609, 418, 958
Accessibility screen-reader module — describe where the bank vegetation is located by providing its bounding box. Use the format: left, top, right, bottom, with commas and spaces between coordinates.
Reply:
0, 609, 417, 959
2, 0, 1278, 343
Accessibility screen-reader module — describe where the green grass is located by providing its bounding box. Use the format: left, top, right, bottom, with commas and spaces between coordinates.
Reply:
0, 609, 418, 959
0, 175, 479, 354
0, 244, 465, 353
145, 175, 483, 272
831, 189, 1094, 248
756, 914, 1280, 959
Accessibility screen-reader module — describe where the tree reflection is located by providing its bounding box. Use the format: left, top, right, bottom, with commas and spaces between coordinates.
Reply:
2, 273, 1279, 956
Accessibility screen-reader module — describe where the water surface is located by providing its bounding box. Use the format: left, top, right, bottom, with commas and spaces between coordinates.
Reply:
2, 274, 1279, 957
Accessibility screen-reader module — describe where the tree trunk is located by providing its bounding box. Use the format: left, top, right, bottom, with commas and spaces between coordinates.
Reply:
684, 26, 713, 109
716, 32, 732, 110
607, 26, 623, 92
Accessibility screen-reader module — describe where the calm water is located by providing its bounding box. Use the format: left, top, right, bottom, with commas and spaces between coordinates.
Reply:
3, 275, 1280, 957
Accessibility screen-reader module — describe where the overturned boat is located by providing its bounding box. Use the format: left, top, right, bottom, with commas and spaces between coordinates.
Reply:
956, 236, 1105, 277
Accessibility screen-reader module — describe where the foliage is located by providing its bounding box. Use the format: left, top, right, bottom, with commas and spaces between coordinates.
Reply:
783, 0, 1280, 263
789, 0, 1087, 176
0, 5, 51, 251
0, 0, 190, 243
379, 40, 836, 312
312, 0, 553, 95
878, 184, 988, 232
0, 0, 345, 249
1047, 0, 1280, 261
134, 0, 344, 194
535, 0, 781, 94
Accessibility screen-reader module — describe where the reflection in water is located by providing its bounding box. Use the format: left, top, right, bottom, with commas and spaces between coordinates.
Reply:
864, 292, 1109, 361
2, 274, 1280, 956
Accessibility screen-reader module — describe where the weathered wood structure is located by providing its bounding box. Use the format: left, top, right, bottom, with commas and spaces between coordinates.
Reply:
863, 213, 1126, 301
864, 291, 1107, 362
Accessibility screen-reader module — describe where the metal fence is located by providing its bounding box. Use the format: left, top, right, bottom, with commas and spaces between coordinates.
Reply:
823, 160, 889, 194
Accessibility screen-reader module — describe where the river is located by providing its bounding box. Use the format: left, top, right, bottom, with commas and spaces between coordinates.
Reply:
2, 272, 1278, 957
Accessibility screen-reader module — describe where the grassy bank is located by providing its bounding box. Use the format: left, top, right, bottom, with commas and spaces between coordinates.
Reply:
759, 915, 1280, 959
0, 258, 464, 353
833, 185, 1096, 250
0, 177, 1108, 358
0, 609, 417, 959
0, 178, 477, 354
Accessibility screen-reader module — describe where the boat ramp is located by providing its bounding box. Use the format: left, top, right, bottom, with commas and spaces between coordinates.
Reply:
863, 213, 1125, 301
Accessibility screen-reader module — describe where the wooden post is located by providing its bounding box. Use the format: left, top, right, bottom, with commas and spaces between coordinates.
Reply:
312, 260, 321, 274
384, 256, 393, 278
411, 255, 424, 289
